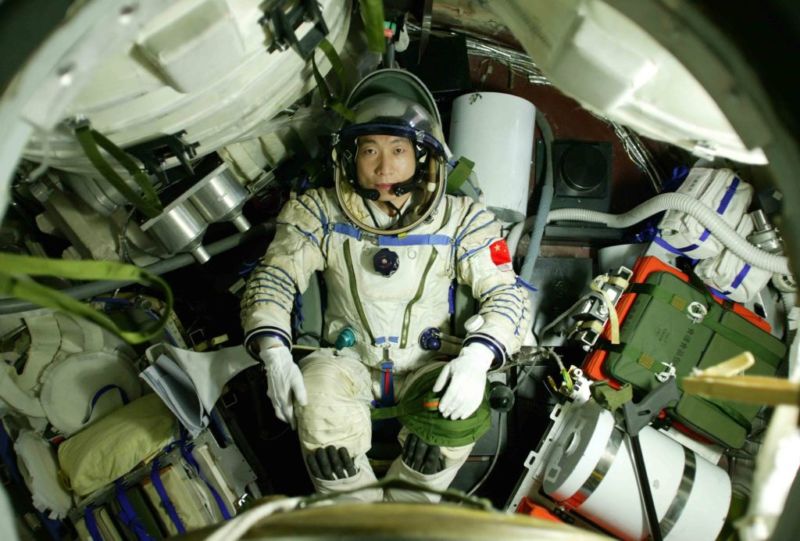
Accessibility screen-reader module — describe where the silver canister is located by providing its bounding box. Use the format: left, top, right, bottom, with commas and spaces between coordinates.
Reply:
187, 164, 251, 232
141, 202, 210, 263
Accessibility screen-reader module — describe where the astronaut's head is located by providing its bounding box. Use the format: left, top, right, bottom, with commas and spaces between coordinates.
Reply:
333, 70, 447, 235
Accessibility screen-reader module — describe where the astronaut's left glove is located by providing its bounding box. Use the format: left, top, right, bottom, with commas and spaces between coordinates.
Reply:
433, 342, 494, 420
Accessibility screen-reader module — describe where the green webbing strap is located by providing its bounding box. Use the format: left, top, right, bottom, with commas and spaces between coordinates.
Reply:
359, 0, 386, 54
628, 283, 783, 368
311, 38, 355, 122
591, 382, 633, 412
370, 367, 491, 447
0, 253, 173, 345
74, 125, 163, 219
446, 157, 475, 194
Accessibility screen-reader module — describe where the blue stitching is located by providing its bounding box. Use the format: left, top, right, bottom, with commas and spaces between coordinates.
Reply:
305, 191, 329, 228
457, 237, 494, 262
455, 207, 487, 243
480, 304, 519, 321
242, 298, 289, 311
479, 309, 517, 328
264, 265, 297, 290
244, 284, 294, 303
458, 219, 498, 245
295, 197, 324, 228
278, 222, 320, 247
246, 276, 294, 297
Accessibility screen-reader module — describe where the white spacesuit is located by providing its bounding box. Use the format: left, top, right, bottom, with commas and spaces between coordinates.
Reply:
241, 69, 531, 502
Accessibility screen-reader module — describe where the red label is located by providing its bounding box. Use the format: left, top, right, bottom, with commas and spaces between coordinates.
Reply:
489, 239, 511, 266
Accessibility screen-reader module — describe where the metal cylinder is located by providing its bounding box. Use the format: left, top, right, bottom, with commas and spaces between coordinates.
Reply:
141, 202, 210, 263
187, 163, 251, 231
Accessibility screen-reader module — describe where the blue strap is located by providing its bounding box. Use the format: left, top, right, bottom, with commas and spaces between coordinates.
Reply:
379, 361, 395, 407
180, 443, 232, 520
731, 263, 752, 289
149, 459, 186, 534
0, 423, 22, 486
664, 176, 741, 253
653, 237, 699, 264
83, 507, 104, 541
115, 481, 155, 541
515, 276, 538, 292
374, 336, 399, 345
448, 283, 455, 315
717, 177, 740, 214
378, 234, 452, 247
83, 384, 129, 423
331, 223, 362, 240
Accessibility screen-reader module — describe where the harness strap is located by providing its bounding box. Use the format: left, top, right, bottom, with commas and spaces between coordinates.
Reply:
180, 443, 232, 520
83, 507, 104, 541
115, 481, 155, 541
149, 459, 186, 534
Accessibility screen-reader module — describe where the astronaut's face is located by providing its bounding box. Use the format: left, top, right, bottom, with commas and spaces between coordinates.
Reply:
355, 134, 416, 207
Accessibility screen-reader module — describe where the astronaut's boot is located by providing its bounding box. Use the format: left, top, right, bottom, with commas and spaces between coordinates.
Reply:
305, 446, 383, 502
384, 433, 472, 503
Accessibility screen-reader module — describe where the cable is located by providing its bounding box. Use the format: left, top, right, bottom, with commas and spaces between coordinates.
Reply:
548, 193, 791, 274
519, 111, 555, 284
466, 411, 505, 496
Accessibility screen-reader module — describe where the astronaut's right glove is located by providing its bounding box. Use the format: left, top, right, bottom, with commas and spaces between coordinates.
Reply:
257, 337, 308, 429
432, 342, 494, 420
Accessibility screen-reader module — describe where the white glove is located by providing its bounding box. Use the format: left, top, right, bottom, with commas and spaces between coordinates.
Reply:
432, 342, 494, 420
258, 337, 308, 429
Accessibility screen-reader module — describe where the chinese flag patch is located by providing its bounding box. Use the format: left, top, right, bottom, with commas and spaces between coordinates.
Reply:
489, 239, 512, 266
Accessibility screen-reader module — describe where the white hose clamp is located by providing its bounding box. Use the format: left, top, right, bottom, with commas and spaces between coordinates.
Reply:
686, 301, 707, 324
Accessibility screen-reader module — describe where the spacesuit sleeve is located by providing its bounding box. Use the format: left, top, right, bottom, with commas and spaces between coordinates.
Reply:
240, 190, 327, 355
454, 201, 532, 368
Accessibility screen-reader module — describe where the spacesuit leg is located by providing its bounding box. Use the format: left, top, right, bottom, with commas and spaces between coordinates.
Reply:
383, 362, 474, 502
295, 351, 383, 502
383, 427, 474, 503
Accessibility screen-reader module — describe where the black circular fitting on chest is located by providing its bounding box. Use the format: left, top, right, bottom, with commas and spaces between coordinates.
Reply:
373, 248, 400, 277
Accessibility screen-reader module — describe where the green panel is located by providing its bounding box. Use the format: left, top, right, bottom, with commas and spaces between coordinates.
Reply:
606, 271, 786, 448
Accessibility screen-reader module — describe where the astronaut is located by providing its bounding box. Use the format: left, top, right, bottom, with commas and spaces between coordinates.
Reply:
240, 69, 531, 502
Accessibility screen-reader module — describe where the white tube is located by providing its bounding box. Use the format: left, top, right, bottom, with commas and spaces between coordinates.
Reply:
547, 193, 791, 275
505, 219, 526, 260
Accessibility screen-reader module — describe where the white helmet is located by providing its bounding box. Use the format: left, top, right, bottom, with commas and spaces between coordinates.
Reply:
333, 69, 447, 235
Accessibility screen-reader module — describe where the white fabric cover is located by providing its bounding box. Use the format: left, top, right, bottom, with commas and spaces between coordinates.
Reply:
14, 430, 73, 518
695, 214, 772, 303
659, 167, 753, 259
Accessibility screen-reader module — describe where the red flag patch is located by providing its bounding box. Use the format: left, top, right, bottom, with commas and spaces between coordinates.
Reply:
489, 239, 512, 266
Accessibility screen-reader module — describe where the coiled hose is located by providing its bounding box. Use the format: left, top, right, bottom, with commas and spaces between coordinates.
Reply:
547, 193, 791, 275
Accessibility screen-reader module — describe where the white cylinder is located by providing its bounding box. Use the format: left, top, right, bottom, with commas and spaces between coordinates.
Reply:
542, 402, 731, 541
449, 92, 536, 222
